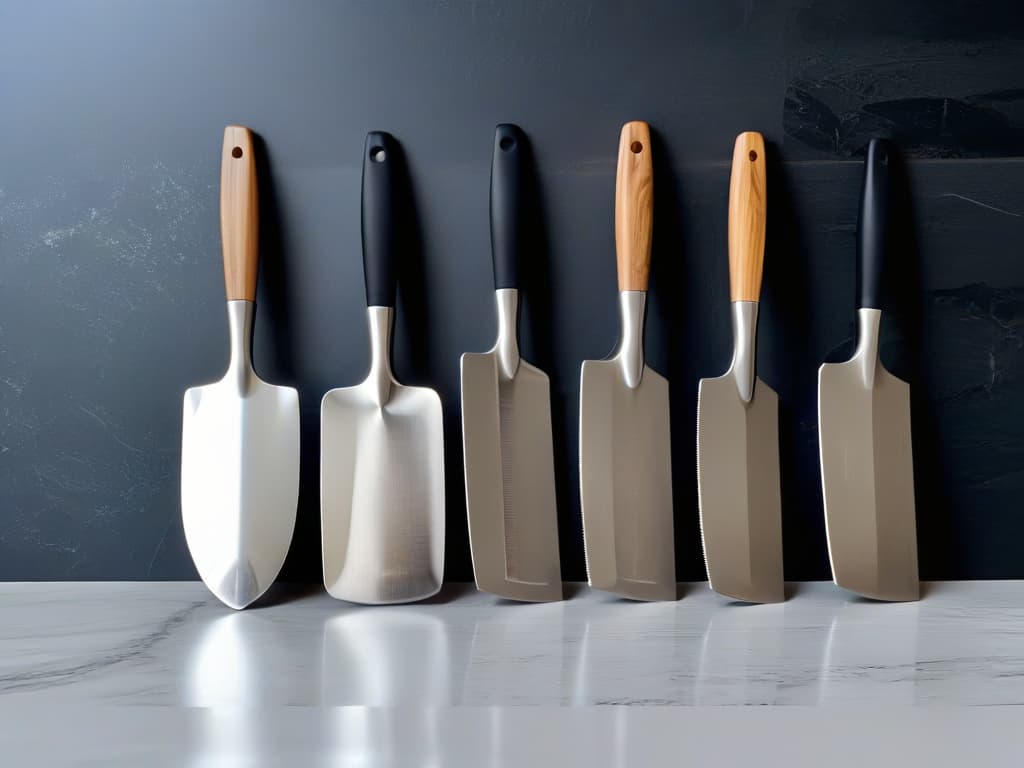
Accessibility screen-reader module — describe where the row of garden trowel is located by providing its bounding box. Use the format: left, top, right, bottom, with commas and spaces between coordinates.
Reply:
182, 125, 918, 610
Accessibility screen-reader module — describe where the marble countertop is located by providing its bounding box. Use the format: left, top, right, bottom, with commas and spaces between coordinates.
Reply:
3, 581, 1023, 765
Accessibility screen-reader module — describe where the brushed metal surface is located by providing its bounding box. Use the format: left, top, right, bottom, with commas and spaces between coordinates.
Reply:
181, 300, 300, 610
461, 289, 562, 602
579, 291, 675, 601
696, 301, 783, 604
321, 306, 445, 605
818, 308, 919, 601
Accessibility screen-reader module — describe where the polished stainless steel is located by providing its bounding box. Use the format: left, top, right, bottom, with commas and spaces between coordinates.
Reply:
579, 290, 675, 601
321, 305, 445, 605
181, 299, 300, 610
461, 288, 561, 602
818, 307, 919, 601
729, 301, 758, 404
696, 300, 783, 604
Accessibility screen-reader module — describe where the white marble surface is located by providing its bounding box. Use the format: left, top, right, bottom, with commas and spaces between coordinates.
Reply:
4, 581, 1024, 765
3, 580, 1024, 707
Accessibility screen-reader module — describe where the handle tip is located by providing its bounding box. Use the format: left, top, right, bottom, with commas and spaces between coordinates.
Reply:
222, 125, 255, 162
865, 137, 892, 166
495, 123, 525, 152
619, 121, 651, 157
733, 131, 765, 165
364, 131, 397, 164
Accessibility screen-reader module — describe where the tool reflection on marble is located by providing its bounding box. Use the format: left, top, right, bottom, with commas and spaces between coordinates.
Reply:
818, 138, 919, 603
578, 121, 675, 602
320, 132, 445, 605
819, 597, 920, 703
695, 604, 789, 705
321, 609, 453, 705
185, 611, 295, 706
181, 125, 300, 611
461, 124, 562, 602
696, 131, 784, 604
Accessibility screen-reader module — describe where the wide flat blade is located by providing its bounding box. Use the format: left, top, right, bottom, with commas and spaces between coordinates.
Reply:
320, 381, 445, 604
181, 378, 299, 609
818, 359, 918, 601
461, 353, 561, 602
579, 360, 674, 601
696, 375, 783, 603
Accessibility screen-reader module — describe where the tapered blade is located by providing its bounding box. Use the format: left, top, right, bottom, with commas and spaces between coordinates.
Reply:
818, 356, 918, 601
461, 353, 562, 601
181, 378, 299, 610
321, 380, 445, 605
696, 375, 783, 603
579, 360, 675, 601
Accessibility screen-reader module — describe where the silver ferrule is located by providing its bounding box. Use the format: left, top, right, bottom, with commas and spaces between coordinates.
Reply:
493, 288, 521, 381
225, 300, 256, 391
366, 305, 396, 406
855, 307, 882, 389
729, 300, 759, 404
615, 290, 647, 389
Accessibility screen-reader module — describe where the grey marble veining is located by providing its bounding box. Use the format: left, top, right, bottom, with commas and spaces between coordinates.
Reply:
3, 581, 1024, 707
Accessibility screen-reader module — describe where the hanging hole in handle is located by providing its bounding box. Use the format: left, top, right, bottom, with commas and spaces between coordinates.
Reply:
231, 146, 243, 159
499, 136, 516, 152
370, 146, 386, 163
630, 141, 643, 154
748, 150, 757, 162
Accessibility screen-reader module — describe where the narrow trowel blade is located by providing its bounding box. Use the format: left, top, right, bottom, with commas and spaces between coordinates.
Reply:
696, 375, 783, 603
461, 353, 561, 601
579, 360, 675, 601
818, 356, 918, 601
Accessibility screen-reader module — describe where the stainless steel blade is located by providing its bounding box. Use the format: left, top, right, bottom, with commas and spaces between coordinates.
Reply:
818, 307, 918, 601
579, 291, 675, 601
461, 292, 561, 601
696, 302, 783, 604
321, 306, 445, 604
181, 300, 300, 610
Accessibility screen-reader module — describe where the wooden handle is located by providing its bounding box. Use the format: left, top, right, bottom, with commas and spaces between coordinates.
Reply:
220, 125, 258, 302
615, 121, 653, 291
728, 131, 767, 302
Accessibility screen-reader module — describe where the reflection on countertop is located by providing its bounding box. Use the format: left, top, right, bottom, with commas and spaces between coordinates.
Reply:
1, 581, 1023, 706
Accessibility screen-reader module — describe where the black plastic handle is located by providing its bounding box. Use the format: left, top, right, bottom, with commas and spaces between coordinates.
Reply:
857, 138, 892, 310
361, 131, 400, 307
490, 123, 527, 290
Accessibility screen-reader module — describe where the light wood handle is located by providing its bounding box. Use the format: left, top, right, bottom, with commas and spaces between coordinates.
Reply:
220, 125, 258, 302
615, 121, 654, 292
728, 131, 767, 302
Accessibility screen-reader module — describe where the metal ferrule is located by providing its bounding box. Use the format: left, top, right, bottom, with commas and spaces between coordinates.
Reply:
225, 300, 256, 392
855, 307, 882, 389
366, 305, 396, 406
492, 288, 521, 381
729, 300, 759, 404
615, 290, 647, 389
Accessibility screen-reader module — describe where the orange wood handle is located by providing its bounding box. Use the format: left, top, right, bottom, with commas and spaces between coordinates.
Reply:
220, 125, 259, 302
615, 121, 654, 292
728, 131, 767, 303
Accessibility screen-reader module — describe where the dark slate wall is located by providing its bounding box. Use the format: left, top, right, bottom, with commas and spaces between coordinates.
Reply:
1, 1, 1022, 582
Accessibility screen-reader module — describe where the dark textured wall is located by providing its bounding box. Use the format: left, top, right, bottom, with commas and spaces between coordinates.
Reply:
1, 1, 1022, 582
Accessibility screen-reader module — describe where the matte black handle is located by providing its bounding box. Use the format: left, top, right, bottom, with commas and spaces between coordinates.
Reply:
490, 123, 527, 290
361, 131, 400, 307
857, 138, 892, 310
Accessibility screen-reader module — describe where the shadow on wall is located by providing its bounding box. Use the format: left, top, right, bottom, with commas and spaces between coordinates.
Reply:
761, 139, 831, 580
884, 148, 954, 580
514, 132, 580, 582
252, 132, 320, 583
647, 126, 705, 581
